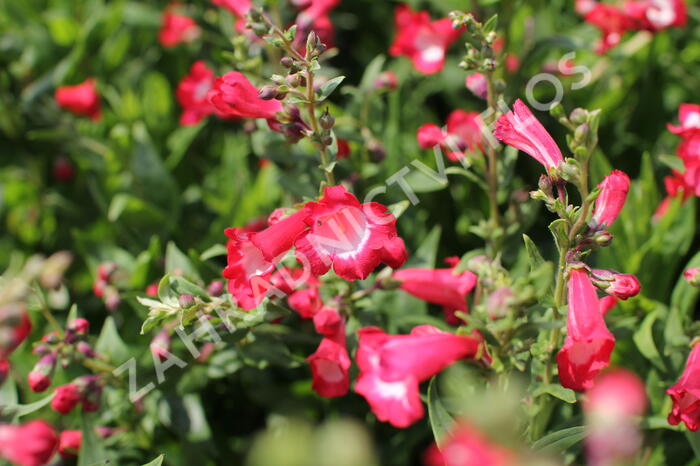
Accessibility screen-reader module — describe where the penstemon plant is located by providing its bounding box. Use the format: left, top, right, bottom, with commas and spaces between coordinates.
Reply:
0, 1, 699, 465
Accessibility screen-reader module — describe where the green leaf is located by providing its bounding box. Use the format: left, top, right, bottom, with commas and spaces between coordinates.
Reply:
522, 234, 546, 271
141, 455, 165, 466
483, 14, 498, 34
95, 316, 131, 364
532, 426, 586, 453
532, 384, 577, 403
78, 412, 109, 466
359, 55, 386, 91
316, 76, 346, 101
548, 219, 568, 252
7, 393, 55, 422
427, 378, 454, 446
687, 430, 700, 460
200, 244, 227, 261
657, 154, 686, 172
633, 310, 666, 371
165, 242, 201, 282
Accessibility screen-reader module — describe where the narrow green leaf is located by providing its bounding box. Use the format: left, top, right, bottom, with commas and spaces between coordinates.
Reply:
95, 317, 131, 364
316, 76, 345, 101
532, 426, 586, 453
532, 384, 577, 403
427, 378, 454, 446
141, 454, 165, 466
633, 310, 666, 371
78, 412, 109, 466
522, 234, 546, 271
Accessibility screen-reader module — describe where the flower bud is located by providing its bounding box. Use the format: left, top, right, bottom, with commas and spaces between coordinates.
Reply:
592, 230, 613, 247
591, 269, 641, 300
97, 262, 117, 282
285, 73, 302, 88
68, 318, 89, 336
93, 279, 106, 298
574, 124, 589, 143
179, 293, 195, 308
51, 384, 82, 414
0, 421, 58, 466
208, 280, 225, 297
685, 268, 700, 287
28, 353, 56, 393
367, 139, 386, 163
76, 341, 96, 358
570, 108, 589, 125
58, 430, 82, 459
150, 331, 171, 362
250, 22, 270, 37
258, 85, 279, 100
104, 287, 121, 311
280, 56, 294, 68
537, 175, 554, 197
319, 109, 335, 130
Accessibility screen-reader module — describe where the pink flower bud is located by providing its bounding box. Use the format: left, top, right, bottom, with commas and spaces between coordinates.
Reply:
312, 307, 342, 336
28, 353, 56, 393
178, 293, 195, 308
68, 318, 90, 336
76, 341, 96, 358
104, 288, 121, 311
465, 72, 488, 100
591, 170, 630, 228
53, 157, 75, 182
55, 78, 101, 120
0, 420, 58, 466
0, 305, 32, 360
51, 384, 82, 414
58, 430, 82, 459
424, 423, 514, 466
591, 269, 641, 300
684, 267, 700, 287
145, 282, 159, 297
96, 262, 117, 282
207, 280, 225, 297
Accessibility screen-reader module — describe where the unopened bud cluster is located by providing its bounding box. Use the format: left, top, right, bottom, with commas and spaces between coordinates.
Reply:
449, 11, 499, 72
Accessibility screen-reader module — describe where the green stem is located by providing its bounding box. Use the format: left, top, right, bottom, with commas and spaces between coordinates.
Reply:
304, 70, 335, 186
484, 72, 502, 256
568, 162, 590, 243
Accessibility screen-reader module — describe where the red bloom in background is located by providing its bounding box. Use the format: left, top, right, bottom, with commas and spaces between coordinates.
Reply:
0, 306, 32, 359
668, 344, 700, 431
685, 267, 700, 286
355, 325, 486, 428
288, 287, 323, 318
374, 71, 398, 91
584, 369, 647, 466
336, 138, 351, 159
637, 0, 687, 30
307, 307, 350, 397
57, 430, 82, 459
223, 208, 309, 310
389, 5, 462, 74
424, 423, 515, 466
296, 0, 340, 27
494, 99, 564, 171
591, 170, 630, 228
466, 72, 488, 100
583, 3, 635, 53
159, 7, 200, 47
599, 295, 618, 315
0, 360, 8, 386
294, 185, 407, 281
556, 268, 615, 391
393, 257, 477, 325
208, 71, 283, 120
51, 383, 82, 414
0, 420, 58, 466
177, 61, 220, 126
668, 103, 700, 137
212, 0, 251, 32
55, 78, 101, 120
417, 110, 485, 161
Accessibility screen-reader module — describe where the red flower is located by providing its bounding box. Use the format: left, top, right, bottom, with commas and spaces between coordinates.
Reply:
424, 423, 515, 466
584, 369, 647, 466
0, 420, 58, 466
28, 354, 56, 393
494, 99, 564, 171
150, 331, 171, 362
208, 71, 283, 120
212, 0, 251, 17
223, 208, 309, 310
466, 72, 488, 100
0, 305, 32, 359
556, 268, 615, 391
417, 111, 485, 161
336, 138, 351, 159
393, 257, 477, 325
57, 430, 82, 459
294, 185, 407, 281
54, 78, 101, 120
288, 287, 323, 318
668, 344, 700, 431
354, 325, 487, 428
374, 71, 398, 91
293, 14, 336, 52
389, 5, 462, 74
590, 269, 641, 300
668, 103, 700, 138
591, 169, 630, 228
638, 0, 687, 30
176, 61, 219, 126
68, 318, 90, 336
51, 384, 82, 414
599, 295, 618, 315
295, 0, 340, 27
159, 8, 200, 47
583, 3, 634, 53
307, 308, 350, 397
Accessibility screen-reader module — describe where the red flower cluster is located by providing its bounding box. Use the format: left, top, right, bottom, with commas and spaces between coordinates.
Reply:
577, 0, 687, 53
54, 78, 101, 120
417, 110, 485, 162
224, 185, 407, 310
389, 5, 462, 74
656, 103, 700, 218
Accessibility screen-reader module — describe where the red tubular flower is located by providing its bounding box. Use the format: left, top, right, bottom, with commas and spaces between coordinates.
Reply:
293, 14, 336, 52
208, 72, 283, 120
466, 72, 488, 100
423, 423, 515, 466
494, 99, 564, 171
58, 430, 81, 459
417, 124, 447, 149
417, 111, 485, 161
54, 78, 101, 120
590, 269, 641, 300
599, 295, 618, 315
51, 384, 82, 414
0, 420, 58, 466
294, 186, 407, 281
336, 138, 351, 160
159, 8, 200, 47
176, 61, 220, 126
591, 170, 630, 228
288, 287, 323, 318
212, 0, 251, 17
668, 344, 700, 431
312, 306, 342, 336
668, 103, 700, 138
389, 5, 462, 74
583, 3, 635, 53
556, 268, 616, 391
354, 325, 487, 428
584, 369, 647, 466
223, 208, 309, 310
307, 312, 350, 398
393, 258, 477, 325
0, 305, 32, 359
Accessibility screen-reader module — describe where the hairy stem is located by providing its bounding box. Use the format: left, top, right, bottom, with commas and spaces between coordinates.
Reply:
485, 72, 502, 256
